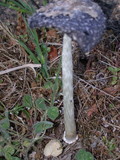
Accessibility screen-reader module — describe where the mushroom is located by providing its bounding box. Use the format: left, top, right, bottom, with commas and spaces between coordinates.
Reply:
28, 0, 106, 144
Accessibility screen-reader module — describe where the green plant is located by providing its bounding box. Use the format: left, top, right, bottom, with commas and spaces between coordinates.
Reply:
18, 23, 50, 78
0, 93, 60, 159
34, 96, 59, 120
0, 0, 62, 158
102, 136, 116, 152
19, 94, 59, 133
0, 79, 3, 83
42, 0, 48, 6
75, 149, 94, 160
1, 144, 20, 160
108, 66, 120, 85
0, 0, 50, 79
109, 103, 115, 108
0, 110, 21, 160
33, 121, 53, 134
12, 94, 60, 122
0, 0, 35, 14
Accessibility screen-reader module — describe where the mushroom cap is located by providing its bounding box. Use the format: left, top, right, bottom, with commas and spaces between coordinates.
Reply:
28, 0, 106, 53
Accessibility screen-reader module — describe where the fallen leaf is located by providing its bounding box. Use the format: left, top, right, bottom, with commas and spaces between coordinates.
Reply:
31, 82, 38, 88
48, 46, 58, 61
27, 41, 36, 51
8, 38, 18, 46
99, 85, 120, 96
87, 103, 98, 117
47, 29, 57, 38
16, 12, 27, 36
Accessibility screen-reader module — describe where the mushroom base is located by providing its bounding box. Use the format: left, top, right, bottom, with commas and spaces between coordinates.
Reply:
63, 131, 78, 144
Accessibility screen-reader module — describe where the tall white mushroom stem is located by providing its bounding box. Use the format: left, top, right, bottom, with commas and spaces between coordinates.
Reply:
62, 34, 78, 144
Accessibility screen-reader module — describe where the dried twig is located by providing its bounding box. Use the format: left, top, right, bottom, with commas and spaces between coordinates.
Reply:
0, 64, 41, 77
0, 20, 18, 45
103, 121, 120, 130
74, 75, 120, 102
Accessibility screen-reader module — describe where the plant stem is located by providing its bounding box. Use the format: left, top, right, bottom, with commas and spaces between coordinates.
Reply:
62, 34, 78, 144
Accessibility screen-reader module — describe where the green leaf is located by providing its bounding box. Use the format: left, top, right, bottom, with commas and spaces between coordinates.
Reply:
22, 109, 30, 118
50, 59, 62, 106
43, 0, 47, 6
0, 79, 3, 83
5, 152, 13, 160
109, 103, 115, 108
0, 145, 3, 156
0, 118, 10, 130
23, 94, 33, 109
111, 76, 118, 85
4, 144, 15, 155
0, 0, 35, 14
47, 107, 59, 120
12, 157, 21, 160
23, 139, 31, 147
0, 103, 4, 112
44, 81, 53, 89
0, 128, 10, 140
12, 141, 20, 147
18, 40, 40, 64
33, 121, 53, 134
108, 67, 120, 74
11, 105, 24, 115
35, 98, 47, 110
0, 136, 4, 144
75, 149, 94, 160
108, 141, 116, 151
